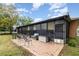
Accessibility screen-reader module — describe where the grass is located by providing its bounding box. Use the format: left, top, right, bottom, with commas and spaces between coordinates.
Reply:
60, 37, 79, 56
60, 45, 79, 56
0, 35, 33, 56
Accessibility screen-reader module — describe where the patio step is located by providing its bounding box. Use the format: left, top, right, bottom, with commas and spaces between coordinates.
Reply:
53, 45, 64, 56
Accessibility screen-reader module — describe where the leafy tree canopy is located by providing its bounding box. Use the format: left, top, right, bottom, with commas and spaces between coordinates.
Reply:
16, 16, 33, 27
0, 3, 18, 33
0, 3, 33, 33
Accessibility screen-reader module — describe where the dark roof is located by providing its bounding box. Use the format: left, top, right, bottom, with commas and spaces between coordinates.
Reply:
17, 15, 70, 28
71, 17, 79, 20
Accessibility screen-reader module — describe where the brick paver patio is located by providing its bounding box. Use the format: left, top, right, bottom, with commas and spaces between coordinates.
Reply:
12, 38, 64, 56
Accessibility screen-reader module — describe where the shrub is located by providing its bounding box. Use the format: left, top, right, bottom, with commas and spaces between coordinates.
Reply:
76, 37, 79, 46
68, 37, 79, 47
76, 37, 79, 42
68, 39, 78, 47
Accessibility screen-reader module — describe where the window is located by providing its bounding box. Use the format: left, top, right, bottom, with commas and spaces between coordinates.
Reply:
33, 25, 36, 30
36, 24, 40, 30
18, 28, 21, 32
48, 22, 55, 30
27, 26, 30, 30
55, 24, 63, 32
41, 23, 47, 30
23, 27, 26, 30
34, 24, 40, 30
29, 26, 33, 30
25, 27, 28, 30
55, 24, 63, 39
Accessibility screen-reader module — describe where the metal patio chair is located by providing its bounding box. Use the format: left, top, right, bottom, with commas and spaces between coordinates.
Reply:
32, 33, 39, 40
16, 34, 25, 45
23, 34, 32, 46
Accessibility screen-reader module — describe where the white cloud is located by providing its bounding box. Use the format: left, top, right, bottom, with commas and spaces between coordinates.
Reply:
54, 7, 68, 13
16, 8, 29, 13
50, 14, 63, 18
48, 3, 68, 18
31, 3, 44, 11
4, 3, 15, 6
18, 3, 45, 15
49, 3, 66, 11
33, 18, 43, 22
47, 14, 53, 18
54, 7, 68, 16
47, 14, 51, 17
29, 11, 32, 14
59, 7, 68, 14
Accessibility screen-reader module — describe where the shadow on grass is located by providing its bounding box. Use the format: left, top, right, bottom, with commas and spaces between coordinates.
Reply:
12, 42, 34, 56
0, 35, 34, 56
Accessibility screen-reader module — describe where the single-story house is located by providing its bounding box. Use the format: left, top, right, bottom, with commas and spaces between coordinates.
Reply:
16, 15, 79, 44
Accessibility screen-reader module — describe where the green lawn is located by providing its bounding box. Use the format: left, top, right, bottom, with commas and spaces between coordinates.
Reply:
59, 37, 79, 56
0, 35, 33, 56
60, 45, 79, 56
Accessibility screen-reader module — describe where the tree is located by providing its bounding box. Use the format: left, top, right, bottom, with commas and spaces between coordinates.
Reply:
0, 3, 18, 33
0, 3, 32, 33
16, 16, 33, 26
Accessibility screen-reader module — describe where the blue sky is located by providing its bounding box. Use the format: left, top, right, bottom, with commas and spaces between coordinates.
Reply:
15, 3, 79, 22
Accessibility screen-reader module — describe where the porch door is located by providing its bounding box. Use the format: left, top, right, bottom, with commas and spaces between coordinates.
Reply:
55, 24, 63, 42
